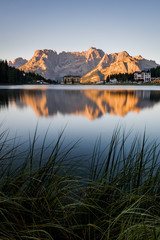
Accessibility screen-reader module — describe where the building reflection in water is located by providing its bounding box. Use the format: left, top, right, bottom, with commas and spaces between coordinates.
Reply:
0, 88, 160, 120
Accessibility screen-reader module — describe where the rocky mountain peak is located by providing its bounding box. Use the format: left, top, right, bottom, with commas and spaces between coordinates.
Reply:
81, 50, 159, 83
85, 47, 105, 62
8, 57, 28, 68
19, 48, 105, 81
117, 51, 130, 60
88, 46, 97, 52
9, 48, 159, 82
134, 55, 143, 60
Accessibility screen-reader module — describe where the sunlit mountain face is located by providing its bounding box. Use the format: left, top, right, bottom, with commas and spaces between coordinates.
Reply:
1, 88, 160, 120
9, 48, 159, 82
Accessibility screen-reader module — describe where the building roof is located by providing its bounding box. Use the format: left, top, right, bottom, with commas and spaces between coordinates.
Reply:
63, 75, 81, 78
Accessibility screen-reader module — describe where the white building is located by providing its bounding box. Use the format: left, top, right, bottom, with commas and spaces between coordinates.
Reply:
134, 71, 151, 82
110, 78, 117, 84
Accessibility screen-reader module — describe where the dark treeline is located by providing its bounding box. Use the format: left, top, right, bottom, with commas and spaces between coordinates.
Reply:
150, 66, 160, 77
106, 73, 134, 82
0, 60, 45, 84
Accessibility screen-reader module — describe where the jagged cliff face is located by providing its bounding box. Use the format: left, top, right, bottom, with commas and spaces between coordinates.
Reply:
81, 51, 159, 83
9, 48, 159, 82
19, 48, 105, 81
8, 58, 28, 68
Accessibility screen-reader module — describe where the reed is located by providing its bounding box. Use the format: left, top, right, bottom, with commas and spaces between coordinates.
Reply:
0, 127, 160, 239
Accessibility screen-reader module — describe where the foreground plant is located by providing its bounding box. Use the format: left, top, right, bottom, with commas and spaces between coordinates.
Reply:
0, 127, 160, 239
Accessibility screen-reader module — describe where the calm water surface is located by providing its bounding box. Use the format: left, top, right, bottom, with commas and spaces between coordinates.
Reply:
0, 85, 160, 156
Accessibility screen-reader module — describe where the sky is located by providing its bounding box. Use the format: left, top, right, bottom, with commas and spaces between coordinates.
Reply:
1, 0, 160, 64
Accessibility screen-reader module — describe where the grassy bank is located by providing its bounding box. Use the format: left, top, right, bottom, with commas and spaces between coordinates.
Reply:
0, 128, 160, 239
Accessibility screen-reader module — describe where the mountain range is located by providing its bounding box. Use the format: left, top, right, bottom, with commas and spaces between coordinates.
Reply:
8, 47, 159, 82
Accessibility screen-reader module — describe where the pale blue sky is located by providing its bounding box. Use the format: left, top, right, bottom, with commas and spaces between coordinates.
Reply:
1, 0, 160, 64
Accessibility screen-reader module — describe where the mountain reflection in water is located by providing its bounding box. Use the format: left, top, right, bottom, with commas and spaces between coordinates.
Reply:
0, 88, 160, 120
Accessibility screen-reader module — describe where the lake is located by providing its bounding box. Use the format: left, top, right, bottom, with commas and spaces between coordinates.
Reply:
1, 85, 160, 158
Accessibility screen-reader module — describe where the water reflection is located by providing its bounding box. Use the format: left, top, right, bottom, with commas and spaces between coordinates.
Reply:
1, 88, 160, 120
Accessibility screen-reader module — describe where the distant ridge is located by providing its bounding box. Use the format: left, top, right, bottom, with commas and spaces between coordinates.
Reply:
8, 48, 159, 82
8, 58, 28, 69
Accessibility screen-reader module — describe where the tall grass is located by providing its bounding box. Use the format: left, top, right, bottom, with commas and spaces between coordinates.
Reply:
0, 127, 160, 239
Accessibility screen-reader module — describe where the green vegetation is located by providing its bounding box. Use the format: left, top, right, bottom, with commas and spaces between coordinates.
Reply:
0, 60, 46, 84
106, 73, 134, 82
1, 128, 160, 239
151, 66, 160, 78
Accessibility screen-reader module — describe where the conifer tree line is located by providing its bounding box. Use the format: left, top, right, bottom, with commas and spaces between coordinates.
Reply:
106, 73, 134, 82
150, 66, 160, 77
0, 60, 45, 84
